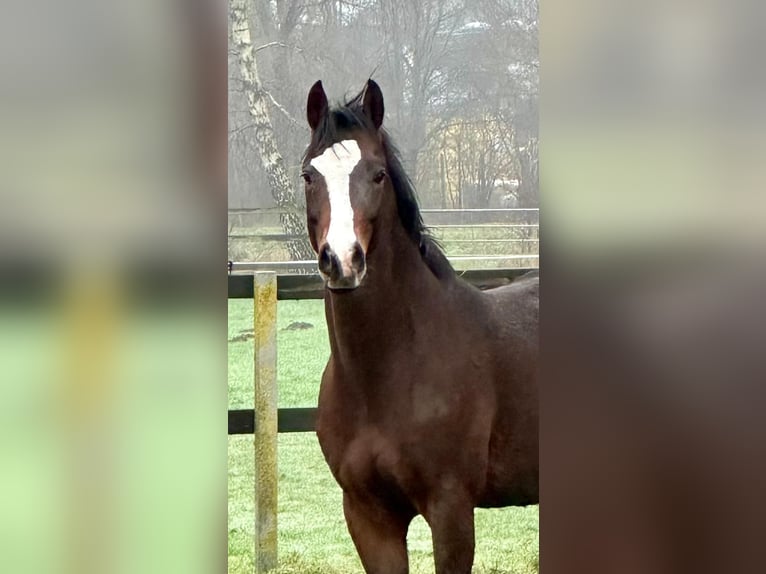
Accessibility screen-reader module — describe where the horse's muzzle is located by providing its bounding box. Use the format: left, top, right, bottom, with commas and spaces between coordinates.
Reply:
318, 242, 366, 290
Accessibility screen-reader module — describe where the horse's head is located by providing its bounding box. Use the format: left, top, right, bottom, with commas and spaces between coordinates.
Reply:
302, 79, 393, 290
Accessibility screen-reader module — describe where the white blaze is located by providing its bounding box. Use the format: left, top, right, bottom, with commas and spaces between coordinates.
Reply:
310, 139, 362, 275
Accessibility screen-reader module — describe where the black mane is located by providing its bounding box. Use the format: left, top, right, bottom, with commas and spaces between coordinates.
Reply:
304, 87, 453, 280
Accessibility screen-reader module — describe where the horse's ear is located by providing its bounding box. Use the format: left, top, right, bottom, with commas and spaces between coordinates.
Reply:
363, 79, 384, 129
307, 80, 328, 131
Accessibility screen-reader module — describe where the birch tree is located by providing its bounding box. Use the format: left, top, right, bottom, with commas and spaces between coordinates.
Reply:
230, 0, 314, 261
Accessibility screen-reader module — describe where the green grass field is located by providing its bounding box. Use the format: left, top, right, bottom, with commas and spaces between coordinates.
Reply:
228, 299, 539, 574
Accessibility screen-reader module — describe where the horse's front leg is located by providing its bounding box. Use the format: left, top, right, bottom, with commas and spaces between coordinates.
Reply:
425, 490, 476, 574
343, 492, 411, 574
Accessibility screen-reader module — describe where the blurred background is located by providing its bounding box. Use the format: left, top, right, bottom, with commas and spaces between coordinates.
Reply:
542, 0, 766, 572
0, 1, 226, 574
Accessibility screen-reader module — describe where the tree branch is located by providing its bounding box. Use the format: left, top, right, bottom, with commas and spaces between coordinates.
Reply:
254, 41, 302, 54
264, 89, 300, 127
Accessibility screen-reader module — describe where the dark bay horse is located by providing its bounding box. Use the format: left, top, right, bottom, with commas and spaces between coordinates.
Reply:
302, 79, 538, 574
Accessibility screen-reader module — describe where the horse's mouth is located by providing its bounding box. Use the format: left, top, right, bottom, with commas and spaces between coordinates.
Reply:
322, 270, 365, 291
326, 277, 362, 291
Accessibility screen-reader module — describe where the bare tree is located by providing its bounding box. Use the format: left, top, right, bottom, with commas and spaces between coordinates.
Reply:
230, 0, 313, 260
374, 0, 464, 181
473, 0, 539, 206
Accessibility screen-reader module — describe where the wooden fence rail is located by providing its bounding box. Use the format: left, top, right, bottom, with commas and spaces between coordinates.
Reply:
228, 267, 535, 300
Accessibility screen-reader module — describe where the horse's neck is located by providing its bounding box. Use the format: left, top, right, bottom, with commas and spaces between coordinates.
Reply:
325, 229, 445, 368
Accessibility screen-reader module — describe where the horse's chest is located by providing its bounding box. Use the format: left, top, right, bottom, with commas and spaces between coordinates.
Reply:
330, 427, 409, 496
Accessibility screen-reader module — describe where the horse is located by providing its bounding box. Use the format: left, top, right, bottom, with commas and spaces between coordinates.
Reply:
301, 79, 538, 574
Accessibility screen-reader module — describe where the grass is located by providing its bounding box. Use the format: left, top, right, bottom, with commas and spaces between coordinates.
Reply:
228, 299, 539, 573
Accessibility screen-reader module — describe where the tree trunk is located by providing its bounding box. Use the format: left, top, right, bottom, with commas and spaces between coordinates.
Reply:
230, 0, 314, 261
517, 137, 539, 208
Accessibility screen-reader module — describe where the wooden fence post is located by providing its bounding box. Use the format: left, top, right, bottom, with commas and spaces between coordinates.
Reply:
253, 272, 278, 572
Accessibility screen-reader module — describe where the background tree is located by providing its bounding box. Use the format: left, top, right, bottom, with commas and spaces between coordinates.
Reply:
229, 0, 313, 260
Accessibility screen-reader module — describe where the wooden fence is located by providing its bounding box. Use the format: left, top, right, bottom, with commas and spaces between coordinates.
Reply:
228, 208, 539, 264
227, 267, 535, 572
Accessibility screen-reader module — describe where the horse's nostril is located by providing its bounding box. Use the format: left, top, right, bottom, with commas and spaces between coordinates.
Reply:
319, 245, 334, 276
319, 245, 344, 280
351, 243, 365, 272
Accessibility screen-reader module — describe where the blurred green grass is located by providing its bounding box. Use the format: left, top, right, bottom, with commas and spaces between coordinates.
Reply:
228, 298, 538, 573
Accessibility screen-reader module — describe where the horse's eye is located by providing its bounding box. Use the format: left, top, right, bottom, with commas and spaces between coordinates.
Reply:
301, 172, 312, 184
373, 170, 386, 184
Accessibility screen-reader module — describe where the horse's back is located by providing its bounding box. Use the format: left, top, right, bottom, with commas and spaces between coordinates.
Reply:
486, 270, 538, 305
479, 271, 539, 507
483, 270, 538, 342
